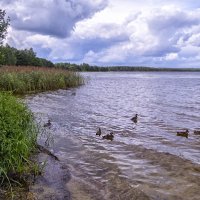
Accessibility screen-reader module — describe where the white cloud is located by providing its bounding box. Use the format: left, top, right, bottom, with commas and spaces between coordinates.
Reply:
165, 53, 178, 61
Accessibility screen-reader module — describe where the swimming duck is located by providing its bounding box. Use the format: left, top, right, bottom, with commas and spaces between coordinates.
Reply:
194, 130, 200, 135
102, 132, 114, 141
176, 129, 189, 138
96, 128, 102, 136
72, 92, 76, 96
131, 114, 138, 123
44, 119, 51, 128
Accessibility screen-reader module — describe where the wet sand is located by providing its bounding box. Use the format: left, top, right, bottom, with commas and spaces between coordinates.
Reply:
30, 152, 71, 200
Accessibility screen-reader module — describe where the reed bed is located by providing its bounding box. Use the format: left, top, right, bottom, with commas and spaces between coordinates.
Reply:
0, 66, 84, 94
0, 92, 38, 184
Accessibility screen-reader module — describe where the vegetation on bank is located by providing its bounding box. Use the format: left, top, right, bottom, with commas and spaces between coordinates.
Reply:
0, 66, 84, 94
0, 92, 38, 185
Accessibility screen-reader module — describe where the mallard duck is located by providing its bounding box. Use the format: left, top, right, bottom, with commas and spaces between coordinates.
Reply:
44, 119, 51, 128
194, 130, 200, 135
96, 128, 101, 136
102, 132, 114, 141
131, 114, 138, 123
176, 129, 189, 138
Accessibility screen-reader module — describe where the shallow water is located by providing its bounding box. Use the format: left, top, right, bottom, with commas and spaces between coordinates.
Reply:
27, 72, 200, 200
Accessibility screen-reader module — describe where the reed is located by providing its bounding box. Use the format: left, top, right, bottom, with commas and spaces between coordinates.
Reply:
0, 66, 84, 94
0, 92, 38, 185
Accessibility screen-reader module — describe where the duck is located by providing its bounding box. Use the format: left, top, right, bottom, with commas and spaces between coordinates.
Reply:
44, 119, 51, 128
131, 114, 138, 123
194, 130, 200, 135
102, 132, 114, 141
72, 92, 76, 96
176, 129, 189, 138
96, 128, 102, 136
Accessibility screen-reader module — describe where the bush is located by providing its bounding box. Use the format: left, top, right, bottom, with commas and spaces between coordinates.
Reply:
0, 92, 38, 180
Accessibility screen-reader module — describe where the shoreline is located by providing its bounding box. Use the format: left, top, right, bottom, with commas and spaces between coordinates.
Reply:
0, 66, 84, 199
29, 151, 71, 200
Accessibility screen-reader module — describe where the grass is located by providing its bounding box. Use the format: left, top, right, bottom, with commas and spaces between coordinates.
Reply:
0, 66, 84, 94
0, 92, 38, 185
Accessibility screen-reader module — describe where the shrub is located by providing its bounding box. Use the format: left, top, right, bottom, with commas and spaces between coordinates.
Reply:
0, 92, 38, 181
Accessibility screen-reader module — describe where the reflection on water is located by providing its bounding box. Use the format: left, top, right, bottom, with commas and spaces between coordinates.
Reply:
27, 72, 200, 200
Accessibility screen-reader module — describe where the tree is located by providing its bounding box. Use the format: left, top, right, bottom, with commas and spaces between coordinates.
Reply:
15, 49, 33, 66
0, 45, 17, 65
0, 9, 10, 45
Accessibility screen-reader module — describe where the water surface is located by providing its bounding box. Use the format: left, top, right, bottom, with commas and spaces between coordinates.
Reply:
27, 72, 200, 200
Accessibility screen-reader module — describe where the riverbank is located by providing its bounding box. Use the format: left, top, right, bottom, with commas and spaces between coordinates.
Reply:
0, 66, 84, 199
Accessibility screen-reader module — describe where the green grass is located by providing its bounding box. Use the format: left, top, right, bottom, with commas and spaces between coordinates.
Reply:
0, 92, 38, 185
0, 66, 84, 94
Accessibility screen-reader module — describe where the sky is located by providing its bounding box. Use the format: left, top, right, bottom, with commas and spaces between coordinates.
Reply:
1, 0, 200, 68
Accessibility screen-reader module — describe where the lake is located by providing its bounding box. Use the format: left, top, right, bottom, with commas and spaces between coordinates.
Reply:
27, 72, 200, 200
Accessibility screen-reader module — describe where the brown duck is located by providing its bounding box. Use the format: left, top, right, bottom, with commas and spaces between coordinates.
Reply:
176, 129, 189, 138
96, 128, 101, 136
194, 130, 200, 135
131, 114, 138, 123
102, 132, 114, 141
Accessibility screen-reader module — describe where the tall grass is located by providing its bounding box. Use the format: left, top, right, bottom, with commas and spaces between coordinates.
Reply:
0, 66, 84, 94
0, 92, 38, 183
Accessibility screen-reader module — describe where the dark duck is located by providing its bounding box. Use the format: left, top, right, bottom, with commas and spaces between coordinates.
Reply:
102, 132, 114, 141
194, 130, 200, 135
44, 119, 51, 128
131, 114, 138, 123
176, 129, 189, 138
96, 128, 102, 136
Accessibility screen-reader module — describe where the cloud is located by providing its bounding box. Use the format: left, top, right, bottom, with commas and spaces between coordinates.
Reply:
49, 6, 200, 67
165, 53, 178, 61
77, 6, 200, 67
2, 0, 108, 38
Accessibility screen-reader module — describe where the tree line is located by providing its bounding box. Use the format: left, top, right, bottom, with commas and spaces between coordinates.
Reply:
55, 62, 200, 72
0, 44, 54, 67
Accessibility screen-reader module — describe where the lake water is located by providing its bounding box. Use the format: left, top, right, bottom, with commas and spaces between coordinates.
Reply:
27, 72, 200, 200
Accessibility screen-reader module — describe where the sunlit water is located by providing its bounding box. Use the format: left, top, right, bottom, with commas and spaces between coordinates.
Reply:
27, 72, 200, 200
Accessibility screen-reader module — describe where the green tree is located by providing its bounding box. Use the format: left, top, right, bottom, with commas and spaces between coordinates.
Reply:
15, 48, 37, 66
0, 9, 10, 45
0, 44, 17, 65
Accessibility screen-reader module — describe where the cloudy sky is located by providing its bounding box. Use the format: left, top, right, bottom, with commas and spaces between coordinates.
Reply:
1, 0, 200, 67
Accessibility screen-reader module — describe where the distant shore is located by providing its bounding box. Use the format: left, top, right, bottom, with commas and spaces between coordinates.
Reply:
55, 63, 200, 72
